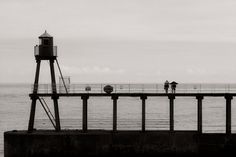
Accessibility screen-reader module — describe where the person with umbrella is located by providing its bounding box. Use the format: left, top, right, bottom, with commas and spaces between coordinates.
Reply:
170, 81, 178, 93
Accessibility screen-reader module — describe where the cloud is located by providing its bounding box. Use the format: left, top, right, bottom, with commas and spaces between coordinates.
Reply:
186, 68, 207, 75
1, 0, 236, 42
61, 65, 125, 75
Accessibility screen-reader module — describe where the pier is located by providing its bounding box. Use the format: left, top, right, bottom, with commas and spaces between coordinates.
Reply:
5, 90, 236, 156
29, 91, 235, 134
4, 32, 236, 156
28, 83, 236, 134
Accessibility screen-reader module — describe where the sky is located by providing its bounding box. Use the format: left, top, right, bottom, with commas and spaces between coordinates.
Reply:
0, 0, 236, 84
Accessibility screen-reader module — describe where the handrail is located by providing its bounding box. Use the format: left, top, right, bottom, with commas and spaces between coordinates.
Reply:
31, 83, 236, 94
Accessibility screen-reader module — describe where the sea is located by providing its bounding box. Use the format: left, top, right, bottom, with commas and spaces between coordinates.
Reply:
1, 83, 236, 157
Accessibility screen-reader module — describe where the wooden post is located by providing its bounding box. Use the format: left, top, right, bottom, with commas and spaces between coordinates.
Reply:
28, 60, 41, 132
50, 60, 61, 131
141, 95, 147, 132
81, 95, 89, 132
196, 95, 203, 133
111, 95, 118, 131
168, 95, 175, 131
225, 95, 233, 134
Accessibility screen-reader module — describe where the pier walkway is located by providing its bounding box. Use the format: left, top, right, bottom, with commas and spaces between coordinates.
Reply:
33, 83, 236, 94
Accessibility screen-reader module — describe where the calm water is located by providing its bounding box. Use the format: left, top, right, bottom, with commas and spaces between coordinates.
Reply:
1, 84, 236, 157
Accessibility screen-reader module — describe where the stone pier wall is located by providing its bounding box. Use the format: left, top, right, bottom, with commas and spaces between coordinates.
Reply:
4, 130, 236, 156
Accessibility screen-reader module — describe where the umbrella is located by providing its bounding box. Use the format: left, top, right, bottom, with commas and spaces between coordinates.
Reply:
170, 81, 178, 85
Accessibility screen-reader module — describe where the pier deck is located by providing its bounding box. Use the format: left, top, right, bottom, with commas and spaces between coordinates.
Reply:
28, 92, 235, 134
31, 92, 236, 97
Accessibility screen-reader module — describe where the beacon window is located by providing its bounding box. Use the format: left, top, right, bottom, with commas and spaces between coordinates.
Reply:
43, 39, 49, 45
39, 39, 42, 45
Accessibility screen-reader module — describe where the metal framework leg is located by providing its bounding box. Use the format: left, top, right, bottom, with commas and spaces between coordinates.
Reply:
141, 95, 147, 132
225, 95, 232, 134
196, 95, 203, 133
168, 95, 175, 131
112, 95, 118, 131
28, 98, 37, 132
50, 60, 61, 131
82, 95, 89, 132
28, 60, 41, 132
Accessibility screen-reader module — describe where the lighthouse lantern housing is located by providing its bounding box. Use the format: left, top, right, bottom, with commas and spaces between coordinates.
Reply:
34, 31, 57, 60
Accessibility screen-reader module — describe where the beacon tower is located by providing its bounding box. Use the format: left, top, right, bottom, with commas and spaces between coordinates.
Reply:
28, 31, 61, 132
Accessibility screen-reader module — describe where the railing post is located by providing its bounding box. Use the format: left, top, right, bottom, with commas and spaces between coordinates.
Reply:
196, 95, 204, 133
141, 95, 147, 132
225, 95, 233, 134
168, 95, 175, 131
111, 95, 118, 131
81, 95, 89, 132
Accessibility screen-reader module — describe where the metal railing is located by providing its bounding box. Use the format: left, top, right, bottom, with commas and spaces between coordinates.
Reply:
34, 46, 57, 56
31, 83, 236, 94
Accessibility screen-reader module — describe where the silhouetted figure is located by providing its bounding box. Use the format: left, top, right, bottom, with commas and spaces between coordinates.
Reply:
164, 80, 169, 93
170, 81, 178, 93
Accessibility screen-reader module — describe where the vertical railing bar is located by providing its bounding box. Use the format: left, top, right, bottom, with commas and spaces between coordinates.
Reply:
129, 84, 130, 93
